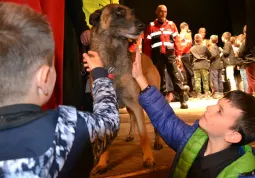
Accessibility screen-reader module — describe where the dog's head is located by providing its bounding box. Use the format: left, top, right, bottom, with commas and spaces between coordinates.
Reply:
89, 4, 145, 40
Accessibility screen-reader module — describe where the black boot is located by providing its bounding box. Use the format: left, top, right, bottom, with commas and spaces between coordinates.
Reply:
180, 91, 188, 109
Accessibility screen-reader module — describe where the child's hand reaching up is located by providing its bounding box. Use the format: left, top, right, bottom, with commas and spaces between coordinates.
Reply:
132, 48, 143, 79
83, 51, 104, 72
132, 48, 149, 90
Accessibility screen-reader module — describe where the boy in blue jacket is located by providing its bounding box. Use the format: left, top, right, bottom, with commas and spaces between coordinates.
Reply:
0, 2, 119, 178
132, 48, 255, 178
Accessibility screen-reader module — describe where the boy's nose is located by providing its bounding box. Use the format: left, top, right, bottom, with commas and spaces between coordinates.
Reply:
207, 105, 220, 115
206, 105, 214, 113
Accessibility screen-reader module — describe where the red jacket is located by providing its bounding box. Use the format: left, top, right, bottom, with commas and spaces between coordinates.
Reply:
144, 19, 182, 58
179, 32, 193, 55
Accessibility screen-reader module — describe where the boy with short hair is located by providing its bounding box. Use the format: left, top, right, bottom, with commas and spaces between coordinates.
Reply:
132, 48, 255, 178
221, 32, 237, 91
209, 35, 224, 99
0, 2, 119, 177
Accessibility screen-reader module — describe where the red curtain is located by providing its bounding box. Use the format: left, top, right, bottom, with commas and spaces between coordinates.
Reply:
2, 0, 65, 109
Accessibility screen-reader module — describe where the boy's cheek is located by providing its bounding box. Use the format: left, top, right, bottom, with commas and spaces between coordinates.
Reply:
198, 118, 206, 130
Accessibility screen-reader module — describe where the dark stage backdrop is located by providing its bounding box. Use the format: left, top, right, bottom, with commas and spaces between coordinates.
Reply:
121, 0, 246, 46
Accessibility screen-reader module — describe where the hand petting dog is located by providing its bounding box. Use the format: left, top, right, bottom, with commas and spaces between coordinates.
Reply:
83, 51, 104, 72
132, 48, 149, 90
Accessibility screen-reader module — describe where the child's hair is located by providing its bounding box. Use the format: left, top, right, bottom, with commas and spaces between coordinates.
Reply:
222, 32, 231, 41
210, 35, 218, 44
0, 2, 54, 104
194, 34, 202, 44
198, 27, 206, 33
224, 90, 255, 145
180, 22, 188, 30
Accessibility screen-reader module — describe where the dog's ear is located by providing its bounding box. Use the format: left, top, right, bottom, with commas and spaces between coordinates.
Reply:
89, 9, 102, 27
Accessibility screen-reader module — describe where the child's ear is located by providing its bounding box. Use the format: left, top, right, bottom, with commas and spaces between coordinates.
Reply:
36, 65, 50, 95
225, 131, 242, 144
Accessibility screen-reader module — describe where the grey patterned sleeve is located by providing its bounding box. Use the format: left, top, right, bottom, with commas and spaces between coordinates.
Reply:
77, 77, 120, 165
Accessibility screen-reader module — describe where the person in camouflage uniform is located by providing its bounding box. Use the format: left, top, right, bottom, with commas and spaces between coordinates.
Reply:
190, 34, 212, 98
194, 70, 210, 98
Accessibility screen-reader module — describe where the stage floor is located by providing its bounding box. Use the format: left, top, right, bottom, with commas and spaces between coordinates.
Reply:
91, 98, 254, 178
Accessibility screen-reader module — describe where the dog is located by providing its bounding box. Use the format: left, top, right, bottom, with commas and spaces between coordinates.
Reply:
89, 4, 163, 174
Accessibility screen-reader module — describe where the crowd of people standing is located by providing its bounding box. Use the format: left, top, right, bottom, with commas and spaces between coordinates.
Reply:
142, 5, 255, 109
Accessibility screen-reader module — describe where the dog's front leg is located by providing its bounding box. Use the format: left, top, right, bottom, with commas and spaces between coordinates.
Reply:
124, 99, 155, 168
91, 150, 110, 175
134, 104, 155, 168
125, 107, 136, 142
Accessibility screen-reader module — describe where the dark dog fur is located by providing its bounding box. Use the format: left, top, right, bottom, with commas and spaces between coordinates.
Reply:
89, 4, 163, 174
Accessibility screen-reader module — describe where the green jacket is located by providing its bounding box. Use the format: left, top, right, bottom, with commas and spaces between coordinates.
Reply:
174, 128, 255, 178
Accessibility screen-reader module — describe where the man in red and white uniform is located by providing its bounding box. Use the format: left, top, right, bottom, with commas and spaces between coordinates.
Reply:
144, 4, 188, 109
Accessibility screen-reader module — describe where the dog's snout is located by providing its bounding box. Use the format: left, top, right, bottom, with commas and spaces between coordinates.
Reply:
138, 22, 145, 30
135, 19, 145, 30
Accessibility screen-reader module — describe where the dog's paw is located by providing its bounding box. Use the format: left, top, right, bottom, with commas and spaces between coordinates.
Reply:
143, 158, 155, 168
154, 143, 163, 150
125, 135, 134, 142
91, 165, 108, 175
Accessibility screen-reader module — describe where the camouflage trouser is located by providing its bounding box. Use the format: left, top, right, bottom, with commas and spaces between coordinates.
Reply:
194, 69, 210, 93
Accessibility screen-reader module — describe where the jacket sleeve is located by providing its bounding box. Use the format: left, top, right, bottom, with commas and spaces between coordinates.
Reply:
205, 47, 212, 59
190, 53, 194, 64
184, 33, 193, 52
223, 42, 232, 57
174, 35, 183, 57
77, 77, 119, 165
190, 47, 195, 62
210, 47, 218, 61
144, 25, 152, 58
238, 41, 246, 58
138, 86, 193, 151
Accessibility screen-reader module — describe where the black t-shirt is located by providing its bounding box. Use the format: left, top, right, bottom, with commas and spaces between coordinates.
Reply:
187, 140, 240, 178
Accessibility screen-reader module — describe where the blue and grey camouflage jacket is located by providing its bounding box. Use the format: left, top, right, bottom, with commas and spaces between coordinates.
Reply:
0, 76, 119, 178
